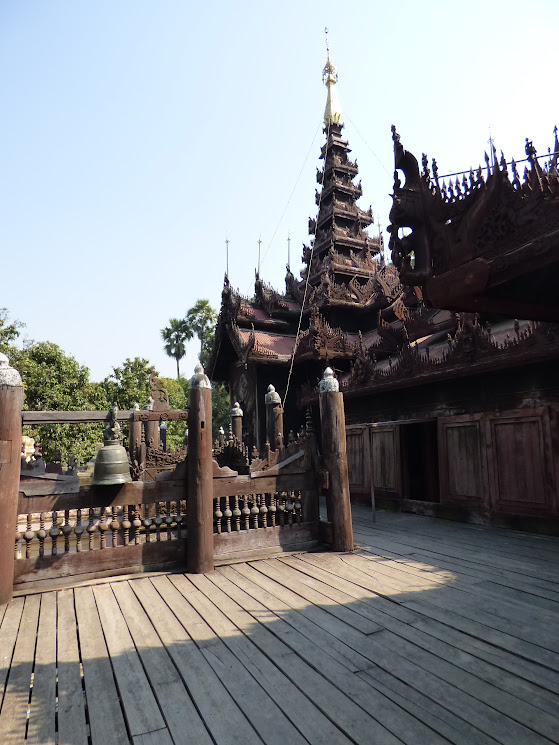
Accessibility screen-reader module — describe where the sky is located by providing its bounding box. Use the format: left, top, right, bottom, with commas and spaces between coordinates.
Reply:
1, 0, 557, 384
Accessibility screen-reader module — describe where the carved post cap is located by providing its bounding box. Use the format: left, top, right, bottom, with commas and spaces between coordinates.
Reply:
320, 367, 339, 392
0, 353, 22, 387
143, 396, 154, 411
190, 363, 211, 389
230, 401, 243, 418
265, 384, 281, 405
132, 402, 140, 411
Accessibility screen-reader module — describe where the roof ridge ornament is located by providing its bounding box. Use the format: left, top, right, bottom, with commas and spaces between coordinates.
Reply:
323, 28, 343, 126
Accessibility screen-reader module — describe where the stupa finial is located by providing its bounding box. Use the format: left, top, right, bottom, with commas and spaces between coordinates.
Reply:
322, 28, 343, 126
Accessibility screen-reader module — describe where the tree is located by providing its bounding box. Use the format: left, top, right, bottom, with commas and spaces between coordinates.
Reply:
10, 342, 108, 464
101, 358, 154, 411
211, 383, 230, 441
185, 300, 217, 368
161, 318, 192, 379
159, 377, 188, 450
0, 308, 24, 355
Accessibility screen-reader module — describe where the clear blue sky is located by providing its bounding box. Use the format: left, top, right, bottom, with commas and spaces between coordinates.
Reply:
1, 0, 557, 383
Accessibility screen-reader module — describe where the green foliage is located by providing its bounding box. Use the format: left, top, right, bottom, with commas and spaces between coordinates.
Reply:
101, 358, 154, 411
185, 299, 217, 367
159, 377, 188, 451
0, 308, 24, 355
161, 318, 192, 379
211, 383, 230, 441
10, 342, 108, 465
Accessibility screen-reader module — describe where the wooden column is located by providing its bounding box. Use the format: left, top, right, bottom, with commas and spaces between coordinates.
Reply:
230, 401, 243, 441
144, 397, 159, 450
319, 368, 353, 552
129, 403, 142, 463
186, 364, 214, 574
265, 385, 284, 451
0, 354, 23, 605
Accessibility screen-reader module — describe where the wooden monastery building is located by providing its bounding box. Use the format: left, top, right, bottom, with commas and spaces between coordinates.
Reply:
208, 53, 559, 534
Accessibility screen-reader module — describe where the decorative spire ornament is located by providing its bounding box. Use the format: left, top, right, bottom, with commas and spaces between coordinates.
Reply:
323, 28, 343, 126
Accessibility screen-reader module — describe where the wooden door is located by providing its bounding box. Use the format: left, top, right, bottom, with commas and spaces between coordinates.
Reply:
346, 425, 370, 496
369, 424, 402, 499
485, 408, 557, 515
438, 414, 489, 509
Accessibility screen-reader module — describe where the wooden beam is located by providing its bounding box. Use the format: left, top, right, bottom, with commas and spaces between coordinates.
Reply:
22, 409, 188, 424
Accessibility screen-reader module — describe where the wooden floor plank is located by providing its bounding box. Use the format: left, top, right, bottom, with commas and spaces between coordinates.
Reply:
180, 572, 353, 745
213, 567, 451, 745
0, 598, 24, 709
57, 589, 89, 745
129, 575, 262, 745
92, 583, 166, 738
74, 585, 130, 745
111, 579, 214, 745
26, 593, 57, 745
132, 728, 174, 745
151, 574, 309, 745
0, 594, 40, 745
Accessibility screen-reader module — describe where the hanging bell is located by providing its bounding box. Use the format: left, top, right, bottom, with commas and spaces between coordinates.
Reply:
92, 404, 132, 486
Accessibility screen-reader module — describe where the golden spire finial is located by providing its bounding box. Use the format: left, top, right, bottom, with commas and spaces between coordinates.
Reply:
322, 28, 342, 126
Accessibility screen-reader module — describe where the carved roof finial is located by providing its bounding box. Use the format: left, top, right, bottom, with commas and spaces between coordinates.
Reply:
323, 28, 343, 126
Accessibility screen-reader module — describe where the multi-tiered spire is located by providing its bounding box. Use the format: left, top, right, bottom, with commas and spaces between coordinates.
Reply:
301, 49, 383, 311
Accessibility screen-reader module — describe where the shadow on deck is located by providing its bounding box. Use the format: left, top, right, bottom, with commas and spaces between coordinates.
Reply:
1, 507, 559, 745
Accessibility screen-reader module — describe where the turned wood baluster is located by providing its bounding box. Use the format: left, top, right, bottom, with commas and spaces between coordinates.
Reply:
294, 491, 302, 524
250, 496, 259, 530
15, 519, 21, 560
269, 493, 277, 527
224, 497, 232, 533
165, 500, 173, 540
143, 504, 153, 543
286, 492, 294, 526
132, 506, 142, 545
122, 506, 132, 547
278, 495, 285, 526
214, 498, 223, 534
260, 494, 268, 528
87, 508, 96, 550
62, 510, 72, 553
50, 511, 60, 555
233, 495, 241, 532
98, 507, 109, 549
110, 507, 120, 548
24, 514, 35, 559
74, 509, 84, 552
175, 502, 183, 539
37, 513, 46, 557
242, 496, 250, 531
154, 502, 163, 541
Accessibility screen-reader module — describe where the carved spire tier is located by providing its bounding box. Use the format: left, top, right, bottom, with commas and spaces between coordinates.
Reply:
301, 52, 382, 308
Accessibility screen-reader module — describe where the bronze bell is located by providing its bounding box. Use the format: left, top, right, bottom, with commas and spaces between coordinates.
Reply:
92, 404, 132, 486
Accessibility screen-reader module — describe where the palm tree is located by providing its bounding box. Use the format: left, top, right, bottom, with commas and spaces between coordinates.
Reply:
161, 318, 192, 379
185, 300, 217, 367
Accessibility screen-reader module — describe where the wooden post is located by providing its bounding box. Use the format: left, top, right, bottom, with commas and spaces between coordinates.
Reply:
265, 385, 284, 451
319, 368, 353, 552
230, 401, 243, 442
0, 353, 23, 605
129, 403, 142, 463
144, 396, 159, 450
186, 364, 214, 573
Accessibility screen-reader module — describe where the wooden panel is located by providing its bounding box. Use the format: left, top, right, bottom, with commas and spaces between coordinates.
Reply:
370, 425, 401, 497
213, 522, 320, 562
486, 408, 556, 515
13, 539, 186, 585
438, 415, 488, 507
345, 426, 369, 494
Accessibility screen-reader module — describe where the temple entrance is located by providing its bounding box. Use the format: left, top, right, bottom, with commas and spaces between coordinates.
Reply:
401, 421, 440, 502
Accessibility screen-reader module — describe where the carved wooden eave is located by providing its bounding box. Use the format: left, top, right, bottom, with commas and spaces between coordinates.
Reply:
299, 319, 559, 406
388, 126, 559, 321
293, 307, 358, 362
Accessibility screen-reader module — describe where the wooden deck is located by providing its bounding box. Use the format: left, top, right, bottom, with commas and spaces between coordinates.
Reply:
1, 507, 559, 745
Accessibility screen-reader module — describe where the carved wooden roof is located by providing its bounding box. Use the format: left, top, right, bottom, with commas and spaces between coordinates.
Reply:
388, 126, 559, 321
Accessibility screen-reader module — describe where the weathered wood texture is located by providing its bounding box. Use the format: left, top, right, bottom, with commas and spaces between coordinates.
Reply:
348, 407, 559, 525
0, 382, 23, 605
320, 390, 353, 552
3, 508, 559, 744
22, 409, 188, 424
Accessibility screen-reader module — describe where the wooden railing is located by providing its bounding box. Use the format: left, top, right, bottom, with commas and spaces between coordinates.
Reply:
0, 362, 353, 602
